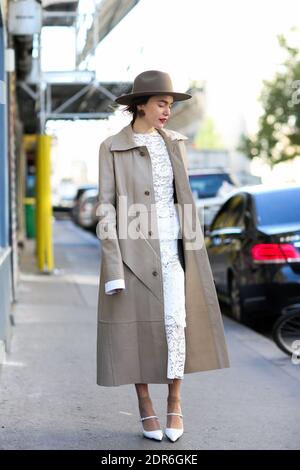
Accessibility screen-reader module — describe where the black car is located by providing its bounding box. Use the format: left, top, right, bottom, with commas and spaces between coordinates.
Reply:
205, 185, 300, 325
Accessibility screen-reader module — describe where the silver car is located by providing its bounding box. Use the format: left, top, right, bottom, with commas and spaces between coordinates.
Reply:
76, 188, 98, 230
188, 168, 239, 231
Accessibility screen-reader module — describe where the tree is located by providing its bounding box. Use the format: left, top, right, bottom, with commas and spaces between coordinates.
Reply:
238, 29, 300, 167
194, 116, 224, 149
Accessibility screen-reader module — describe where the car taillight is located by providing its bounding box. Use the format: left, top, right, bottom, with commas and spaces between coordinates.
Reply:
251, 243, 300, 263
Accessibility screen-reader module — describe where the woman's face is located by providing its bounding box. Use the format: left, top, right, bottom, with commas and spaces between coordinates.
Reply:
138, 95, 174, 128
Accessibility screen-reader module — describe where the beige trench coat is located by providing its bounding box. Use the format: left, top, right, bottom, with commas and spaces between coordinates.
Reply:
96, 122, 230, 386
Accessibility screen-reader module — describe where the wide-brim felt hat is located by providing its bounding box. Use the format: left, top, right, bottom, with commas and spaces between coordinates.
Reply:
115, 70, 192, 105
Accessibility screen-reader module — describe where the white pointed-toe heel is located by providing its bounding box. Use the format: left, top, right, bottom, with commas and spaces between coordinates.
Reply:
165, 397, 184, 443
165, 415, 184, 442
139, 396, 163, 441
141, 415, 163, 441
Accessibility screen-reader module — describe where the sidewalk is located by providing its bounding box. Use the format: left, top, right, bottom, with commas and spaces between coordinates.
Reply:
0, 219, 299, 450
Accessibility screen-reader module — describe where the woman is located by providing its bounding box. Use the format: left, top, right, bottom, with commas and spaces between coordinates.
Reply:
96, 70, 230, 442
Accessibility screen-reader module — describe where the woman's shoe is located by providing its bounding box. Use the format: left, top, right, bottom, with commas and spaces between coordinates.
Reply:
165, 397, 184, 443
139, 396, 163, 441
140, 415, 163, 441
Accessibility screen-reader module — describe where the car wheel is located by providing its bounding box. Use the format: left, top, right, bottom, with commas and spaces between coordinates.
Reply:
229, 274, 243, 322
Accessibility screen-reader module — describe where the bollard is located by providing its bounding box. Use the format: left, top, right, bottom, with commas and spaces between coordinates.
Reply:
36, 134, 54, 272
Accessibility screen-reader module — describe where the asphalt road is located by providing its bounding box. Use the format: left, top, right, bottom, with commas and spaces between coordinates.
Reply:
0, 219, 299, 450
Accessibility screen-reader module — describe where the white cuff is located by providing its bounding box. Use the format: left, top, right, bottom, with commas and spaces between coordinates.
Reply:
105, 279, 125, 295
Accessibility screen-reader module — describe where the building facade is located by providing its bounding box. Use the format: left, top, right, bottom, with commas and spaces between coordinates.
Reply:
0, 0, 13, 362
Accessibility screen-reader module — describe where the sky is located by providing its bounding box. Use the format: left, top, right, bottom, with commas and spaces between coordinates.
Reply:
42, 0, 300, 185
92, 0, 300, 137
42, 0, 300, 134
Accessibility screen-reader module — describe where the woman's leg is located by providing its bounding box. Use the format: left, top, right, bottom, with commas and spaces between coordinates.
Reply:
168, 378, 182, 398
167, 379, 183, 429
135, 384, 161, 431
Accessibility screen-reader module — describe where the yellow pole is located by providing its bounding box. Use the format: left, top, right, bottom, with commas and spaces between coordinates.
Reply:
36, 135, 54, 272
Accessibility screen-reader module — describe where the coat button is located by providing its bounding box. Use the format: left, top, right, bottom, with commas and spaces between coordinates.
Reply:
152, 270, 158, 276
144, 190, 150, 195
148, 230, 153, 236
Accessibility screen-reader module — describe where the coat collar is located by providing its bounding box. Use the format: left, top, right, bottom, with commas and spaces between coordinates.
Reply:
110, 122, 188, 151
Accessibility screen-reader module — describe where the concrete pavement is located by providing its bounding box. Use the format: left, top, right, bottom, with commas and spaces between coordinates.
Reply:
0, 218, 299, 450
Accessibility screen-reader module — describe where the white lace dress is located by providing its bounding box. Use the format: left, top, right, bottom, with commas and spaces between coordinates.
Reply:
133, 129, 186, 379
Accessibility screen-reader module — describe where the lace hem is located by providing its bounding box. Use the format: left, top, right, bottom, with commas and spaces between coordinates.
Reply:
166, 324, 186, 379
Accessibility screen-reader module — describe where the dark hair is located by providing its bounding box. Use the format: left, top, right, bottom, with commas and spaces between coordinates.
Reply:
123, 95, 153, 123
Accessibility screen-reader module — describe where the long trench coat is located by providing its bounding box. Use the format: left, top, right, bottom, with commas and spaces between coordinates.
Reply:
96, 122, 230, 387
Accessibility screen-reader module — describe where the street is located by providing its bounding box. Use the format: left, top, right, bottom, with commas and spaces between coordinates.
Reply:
0, 219, 299, 450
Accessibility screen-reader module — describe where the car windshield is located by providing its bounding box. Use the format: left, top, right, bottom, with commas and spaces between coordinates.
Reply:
188, 173, 232, 198
254, 187, 300, 226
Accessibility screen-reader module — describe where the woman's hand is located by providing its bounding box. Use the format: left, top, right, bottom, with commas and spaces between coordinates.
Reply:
105, 279, 125, 295
106, 288, 124, 295
113, 288, 124, 294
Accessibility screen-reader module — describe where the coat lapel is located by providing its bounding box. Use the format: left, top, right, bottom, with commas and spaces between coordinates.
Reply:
110, 122, 188, 151
110, 123, 139, 151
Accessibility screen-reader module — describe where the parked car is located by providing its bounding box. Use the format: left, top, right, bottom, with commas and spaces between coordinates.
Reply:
188, 168, 239, 231
205, 184, 300, 325
71, 184, 98, 225
76, 188, 98, 231
52, 179, 78, 210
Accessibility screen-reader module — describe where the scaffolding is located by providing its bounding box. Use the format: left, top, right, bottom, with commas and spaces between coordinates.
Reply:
14, 0, 137, 272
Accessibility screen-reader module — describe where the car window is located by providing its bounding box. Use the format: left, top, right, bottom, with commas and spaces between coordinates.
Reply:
254, 187, 300, 226
188, 173, 233, 198
211, 195, 245, 230
210, 203, 231, 230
